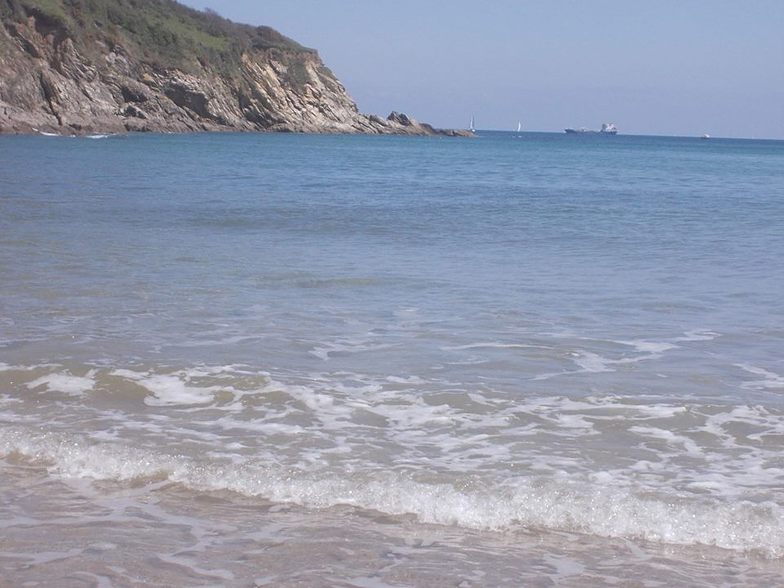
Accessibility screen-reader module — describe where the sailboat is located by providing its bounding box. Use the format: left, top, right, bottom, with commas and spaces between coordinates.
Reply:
516, 121, 522, 133
469, 116, 476, 133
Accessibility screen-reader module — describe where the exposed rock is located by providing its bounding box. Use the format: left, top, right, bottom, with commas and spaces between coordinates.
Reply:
388, 111, 413, 126
0, 0, 468, 137
120, 81, 150, 104
123, 104, 146, 119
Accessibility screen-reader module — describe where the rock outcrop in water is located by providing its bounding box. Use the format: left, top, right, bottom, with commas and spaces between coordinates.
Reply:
0, 0, 470, 136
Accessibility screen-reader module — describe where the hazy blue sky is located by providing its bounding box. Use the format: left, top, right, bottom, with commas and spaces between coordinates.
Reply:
181, 1, 783, 138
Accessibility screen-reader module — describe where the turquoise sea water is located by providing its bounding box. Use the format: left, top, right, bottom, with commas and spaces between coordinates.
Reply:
1, 131, 783, 586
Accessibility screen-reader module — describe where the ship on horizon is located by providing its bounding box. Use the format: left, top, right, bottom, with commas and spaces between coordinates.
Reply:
565, 123, 618, 135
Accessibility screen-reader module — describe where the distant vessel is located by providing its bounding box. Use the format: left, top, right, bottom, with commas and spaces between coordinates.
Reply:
701, 134, 711, 140
565, 123, 618, 135
469, 116, 476, 133
516, 121, 522, 133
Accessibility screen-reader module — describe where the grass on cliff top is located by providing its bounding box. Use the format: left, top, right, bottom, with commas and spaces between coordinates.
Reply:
1, 0, 314, 73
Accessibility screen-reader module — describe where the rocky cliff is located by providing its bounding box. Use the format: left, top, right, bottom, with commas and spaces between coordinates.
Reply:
0, 0, 468, 136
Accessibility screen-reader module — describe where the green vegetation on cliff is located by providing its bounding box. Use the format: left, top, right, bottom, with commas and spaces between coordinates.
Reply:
1, 0, 311, 72
0, 0, 458, 136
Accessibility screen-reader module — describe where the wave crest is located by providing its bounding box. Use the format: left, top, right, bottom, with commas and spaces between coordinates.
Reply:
1, 425, 782, 558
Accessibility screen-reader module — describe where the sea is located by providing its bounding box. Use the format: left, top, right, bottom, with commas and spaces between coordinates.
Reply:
1, 130, 783, 587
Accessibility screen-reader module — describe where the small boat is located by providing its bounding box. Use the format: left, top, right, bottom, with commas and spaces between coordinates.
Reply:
469, 116, 476, 133
701, 134, 711, 140
516, 121, 522, 133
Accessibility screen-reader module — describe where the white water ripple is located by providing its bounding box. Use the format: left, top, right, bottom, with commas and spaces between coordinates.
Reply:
1, 426, 782, 559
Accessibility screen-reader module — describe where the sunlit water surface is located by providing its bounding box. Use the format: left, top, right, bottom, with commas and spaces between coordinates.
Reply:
1, 131, 783, 586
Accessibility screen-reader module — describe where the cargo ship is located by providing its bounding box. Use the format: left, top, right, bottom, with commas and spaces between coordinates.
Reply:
565, 123, 618, 135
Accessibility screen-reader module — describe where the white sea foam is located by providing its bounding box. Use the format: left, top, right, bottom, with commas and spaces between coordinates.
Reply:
675, 330, 721, 342
571, 351, 616, 373
0, 363, 57, 373
528, 330, 720, 379
309, 339, 400, 361
110, 369, 220, 406
736, 364, 784, 390
442, 343, 553, 351
385, 375, 426, 385
5, 362, 784, 556
629, 426, 704, 457
1, 426, 782, 559
26, 372, 96, 396
616, 340, 679, 354
571, 334, 691, 374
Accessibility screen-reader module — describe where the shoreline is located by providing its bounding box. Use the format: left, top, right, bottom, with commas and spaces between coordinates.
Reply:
0, 126, 474, 139
0, 114, 473, 138
2, 461, 781, 588
0, 96, 473, 138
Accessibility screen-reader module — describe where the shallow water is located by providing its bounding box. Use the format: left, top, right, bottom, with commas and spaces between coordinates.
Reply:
1, 131, 783, 586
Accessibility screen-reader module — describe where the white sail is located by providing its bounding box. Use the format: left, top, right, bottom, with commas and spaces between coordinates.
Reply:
469, 116, 475, 132
517, 121, 522, 133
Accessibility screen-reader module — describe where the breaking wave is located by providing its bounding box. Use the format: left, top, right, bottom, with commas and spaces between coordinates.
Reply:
2, 425, 782, 559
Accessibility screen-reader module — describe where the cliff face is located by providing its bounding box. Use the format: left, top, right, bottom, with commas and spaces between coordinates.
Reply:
0, 0, 467, 136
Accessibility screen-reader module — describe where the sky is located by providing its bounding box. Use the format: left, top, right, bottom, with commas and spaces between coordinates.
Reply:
181, 1, 783, 139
